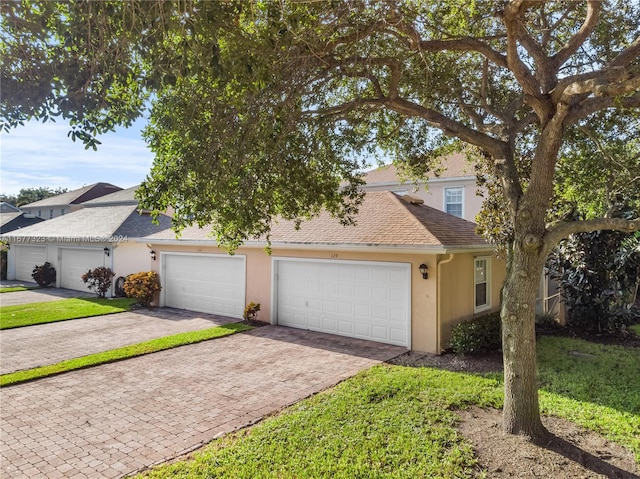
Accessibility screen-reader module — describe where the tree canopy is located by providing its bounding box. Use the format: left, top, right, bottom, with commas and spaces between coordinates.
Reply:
2, 0, 639, 439
0, 187, 68, 207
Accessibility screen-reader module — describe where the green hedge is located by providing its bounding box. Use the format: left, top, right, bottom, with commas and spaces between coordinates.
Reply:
448, 311, 502, 354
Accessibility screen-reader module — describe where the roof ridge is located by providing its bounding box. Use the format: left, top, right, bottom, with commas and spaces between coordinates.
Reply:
386, 192, 439, 239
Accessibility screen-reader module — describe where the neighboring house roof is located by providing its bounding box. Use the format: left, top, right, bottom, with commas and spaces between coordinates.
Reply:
0, 212, 45, 234
363, 153, 475, 186
143, 191, 490, 251
82, 185, 139, 207
0, 205, 173, 243
0, 202, 21, 213
20, 183, 123, 208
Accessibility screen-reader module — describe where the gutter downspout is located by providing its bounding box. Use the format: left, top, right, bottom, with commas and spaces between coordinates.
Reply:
436, 253, 455, 353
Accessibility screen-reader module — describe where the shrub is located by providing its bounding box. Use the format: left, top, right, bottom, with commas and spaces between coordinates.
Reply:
82, 267, 115, 297
32, 262, 56, 287
548, 226, 640, 334
448, 311, 502, 354
124, 271, 161, 307
243, 302, 261, 321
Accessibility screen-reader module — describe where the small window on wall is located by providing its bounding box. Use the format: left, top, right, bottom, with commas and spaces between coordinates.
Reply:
444, 187, 463, 218
474, 257, 490, 312
49, 209, 54, 219
61, 209, 65, 215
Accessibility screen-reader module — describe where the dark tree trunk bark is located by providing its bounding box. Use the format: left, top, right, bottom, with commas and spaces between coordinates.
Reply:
500, 239, 548, 440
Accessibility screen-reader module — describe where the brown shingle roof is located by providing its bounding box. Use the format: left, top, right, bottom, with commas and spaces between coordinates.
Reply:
363, 153, 474, 185
144, 192, 488, 249
21, 183, 122, 208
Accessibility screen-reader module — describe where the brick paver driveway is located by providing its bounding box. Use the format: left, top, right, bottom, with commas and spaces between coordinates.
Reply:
0, 285, 94, 307
0, 308, 238, 374
1, 326, 404, 478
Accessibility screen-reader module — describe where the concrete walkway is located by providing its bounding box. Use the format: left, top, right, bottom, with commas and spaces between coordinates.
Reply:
0, 308, 239, 374
0, 326, 404, 478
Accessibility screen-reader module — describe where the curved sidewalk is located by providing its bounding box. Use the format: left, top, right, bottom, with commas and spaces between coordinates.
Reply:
1, 326, 404, 478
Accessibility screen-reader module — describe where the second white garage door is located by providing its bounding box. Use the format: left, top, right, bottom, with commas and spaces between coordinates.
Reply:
275, 259, 411, 347
60, 248, 106, 291
162, 253, 245, 318
14, 245, 47, 282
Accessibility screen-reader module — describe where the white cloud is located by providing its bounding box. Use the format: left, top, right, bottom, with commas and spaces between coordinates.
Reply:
0, 118, 155, 194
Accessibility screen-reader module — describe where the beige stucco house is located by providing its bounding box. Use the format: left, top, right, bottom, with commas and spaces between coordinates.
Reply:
141, 192, 505, 354
362, 153, 483, 223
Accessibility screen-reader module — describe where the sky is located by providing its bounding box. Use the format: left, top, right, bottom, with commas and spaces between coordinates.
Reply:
0, 117, 155, 196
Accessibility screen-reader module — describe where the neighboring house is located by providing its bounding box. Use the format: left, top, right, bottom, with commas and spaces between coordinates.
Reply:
20, 183, 123, 219
0, 205, 173, 294
0, 202, 21, 214
1, 202, 45, 234
362, 153, 482, 222
141, 191, 505, 354
81, 185, 140, 208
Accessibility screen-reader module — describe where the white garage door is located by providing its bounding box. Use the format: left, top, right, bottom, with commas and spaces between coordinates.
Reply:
14, 245, 47, 282
163, 254, 245, 318
60, 248, 106, 291
276, 259, 411, 347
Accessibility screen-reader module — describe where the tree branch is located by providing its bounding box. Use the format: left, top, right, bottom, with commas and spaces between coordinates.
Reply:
551, 1, 601, 68
386, 97, 507, 157
500, 1, 548, 119
544, 217, 640, 255
560, 69, 640, 100
565, 90, 640, 125
385, 10, 508, 68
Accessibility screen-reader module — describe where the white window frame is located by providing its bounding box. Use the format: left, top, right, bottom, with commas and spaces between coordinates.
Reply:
474, 257, 491, 313
443, 187, 464, 218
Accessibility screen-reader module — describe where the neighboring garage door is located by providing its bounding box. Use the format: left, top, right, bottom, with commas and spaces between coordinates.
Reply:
60, 248, 105, 291
14, 245, 47, 282
163, 253, 245, 318
275, 259, 411, 347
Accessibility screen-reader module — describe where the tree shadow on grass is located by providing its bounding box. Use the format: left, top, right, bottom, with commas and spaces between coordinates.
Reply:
538, 431, 640, 479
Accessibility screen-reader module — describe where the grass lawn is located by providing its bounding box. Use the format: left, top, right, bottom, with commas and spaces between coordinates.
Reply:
1, 323, 252, 387
0, 286, 38, 293
134, 335, 639, 478
0, 297, 136, 329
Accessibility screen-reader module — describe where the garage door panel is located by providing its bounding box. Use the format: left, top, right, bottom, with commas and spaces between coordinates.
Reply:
15, 245, 47, 282
164, 254, 245, 318
60, 248, 105, 291
277, 259, 410, 347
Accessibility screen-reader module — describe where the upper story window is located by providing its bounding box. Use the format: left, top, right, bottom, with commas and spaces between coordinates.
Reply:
49, 209, 54, 219
38, 210, 42, 218
474, 257, 491, 313
444, 187, 464, 218
61, 209, 65, 215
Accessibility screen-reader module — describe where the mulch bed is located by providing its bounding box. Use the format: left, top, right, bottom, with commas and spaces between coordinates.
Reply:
387, 331, 640, 479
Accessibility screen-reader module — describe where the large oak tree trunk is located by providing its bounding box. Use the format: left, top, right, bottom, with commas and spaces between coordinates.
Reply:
500, 240, 548, 440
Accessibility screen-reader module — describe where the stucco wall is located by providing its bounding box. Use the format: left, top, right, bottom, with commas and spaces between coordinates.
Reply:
437, 253, 506, 350
363, 177, 482, 223
146, 242, 452, 353
112, 242, 153, 279
147, 243, 507, 353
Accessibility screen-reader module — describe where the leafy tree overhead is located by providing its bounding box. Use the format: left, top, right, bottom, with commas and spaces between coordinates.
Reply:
2, 1, 639, 441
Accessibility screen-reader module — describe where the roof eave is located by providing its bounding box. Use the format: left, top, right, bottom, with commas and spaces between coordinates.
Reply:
138, 237, 495, 255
